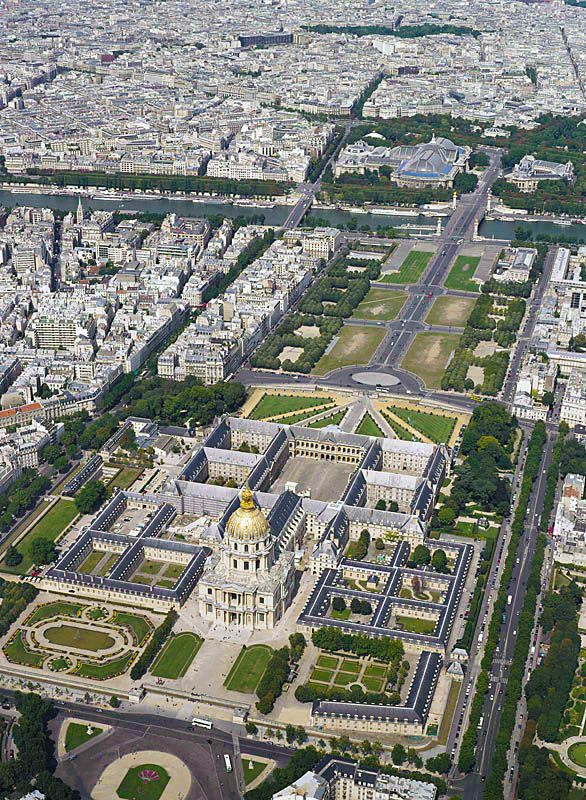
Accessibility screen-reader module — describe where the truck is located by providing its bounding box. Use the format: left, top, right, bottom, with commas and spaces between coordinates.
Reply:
507, 595, 513, 605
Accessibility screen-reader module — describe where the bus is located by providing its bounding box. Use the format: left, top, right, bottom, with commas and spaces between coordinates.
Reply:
470, 394, 483, 403
192, 717, 213, 729
224, 755, 232, 772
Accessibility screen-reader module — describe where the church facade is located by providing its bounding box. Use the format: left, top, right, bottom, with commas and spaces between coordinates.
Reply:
197, 485, 295, 629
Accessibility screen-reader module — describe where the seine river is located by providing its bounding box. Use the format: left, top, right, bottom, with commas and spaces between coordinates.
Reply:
1, 188, 585, 242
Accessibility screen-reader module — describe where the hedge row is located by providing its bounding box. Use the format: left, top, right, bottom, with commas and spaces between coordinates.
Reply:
130, 609, 177, 680
540, 422, 568, 531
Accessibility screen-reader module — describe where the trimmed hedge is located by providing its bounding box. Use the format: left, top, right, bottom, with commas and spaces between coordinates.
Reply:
130, 609, 177, 680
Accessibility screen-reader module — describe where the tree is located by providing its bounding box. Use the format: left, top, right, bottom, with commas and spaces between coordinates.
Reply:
438, 507, 456, 528
4, 546, 22, 567
109, 696, 120, 708
375, 499, 386, 511
75, 480, 108, 515
431, 549, 448, 573
412, 544, 431, 566
286, 724, 296, 744
391, 743, 406, 765
426, 752, 452, 773
54, 455, 70, 473
375, 537, 385, 550
332, 596, 346, 613
542, 391, 554, 408
30, 538, 55, 565
296, 726, 308, 744
388, 500, 399, 512
245, 722, 258, 735
0, 511, 13, 533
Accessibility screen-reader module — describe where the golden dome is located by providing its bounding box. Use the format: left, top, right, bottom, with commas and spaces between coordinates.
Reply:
226, 485, 269, 542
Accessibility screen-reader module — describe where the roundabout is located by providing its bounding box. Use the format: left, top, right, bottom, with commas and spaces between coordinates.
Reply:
92, 750, 191, 800
351, 371, 401, 387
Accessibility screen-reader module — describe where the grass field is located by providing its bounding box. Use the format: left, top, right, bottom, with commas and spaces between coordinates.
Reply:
312, 325, 384, 375
75, 652, 133, 680
355, 413, 384, 437
151, 632, 203, 679
381, 250, 433, 284
117, 763, 170, 800
425, 295, 476, 327
340, 659, 361, 673
401, 332, 461, 389
157, 579, 176, 589
333, 671, 355, 686
110, 612, 152, 644
224, 644, 273, 694
4, 631, 45, 667
364, 664, 386, 679
316, 655, 339, 669
44, 624, 115, 651
396, 616, 436, 635
242, 759, 267, 786
277, 405, 334, 425
438, 680, 460, 745
28, 601, 84, 625
97, 553, 119, 576
109, 467, 141, 490
164, 564, 184, 579
352, 288, 407, 321
363, 677, 383, 691
138, 560, 165, 575
568, 742, 586, 768
249, 394, 330, 419
311, 668, 333, 683
444, 255, 481, 292
65, 722, 103, 752
308, 409, 347, 429
78, 551, 104, 575
2, 498, 78, 575
392, 407, 455, 443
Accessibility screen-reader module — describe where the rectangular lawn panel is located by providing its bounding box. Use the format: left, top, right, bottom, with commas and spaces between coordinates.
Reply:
4, 631, 45, 667
310, 668, 333, 683
352, 288, 407, 321
308, 409, 347, 429
139, 559, 165, 575
27, 601, 84, 625
163, 563, 184, 579
78, 551, 104, 575
76, 652, 134, 680
3, 498, 78, 575
156, 579, 176, 589
381, 250, 432, 284
316, 655, 339, 669
444, 255, 481, 292
340, 658, 361, 673
312, 325, 384, 375
249, 394, 330, 420
438, 680, 460, 744
117, 763, 170, 800
65, 722, 103, 752
392, 407, 455, 443
110, 612, 152, 643
97, 553, 119, 576
151, 632, 203, 679
362, 677, 383, 692
401, 332, 461, 390
425, 295, 476, 327
364, 664, 386, 679
224, 644, 273, 694
108, 467, 141, 490
333, 671, 356, 686
396, 616, 437, 634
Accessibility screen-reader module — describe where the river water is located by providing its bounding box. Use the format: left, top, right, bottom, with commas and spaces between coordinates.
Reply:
1, 189, 585, 242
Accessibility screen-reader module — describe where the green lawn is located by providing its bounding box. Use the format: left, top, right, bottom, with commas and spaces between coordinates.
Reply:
164, 564, 184, 579
2, 498, 78, 575
352, 288, 407, 321
396, 616, 436, 635
139, 560, 165, 575
224, 645, 273, 694
364, 664, 386, 679
27, 601, 84, 625
277, 405, 335, 425
363, 676, 383, 691
355, 413, 383, 437
438, 680, 460, 745
44, 625, 115, 651
78, 551, 104, 575
312, 325, 385, 375
132, 575, 154, 585
242, 759, 267, 786
331, 608, 351, 620
117, 763, 170, 800
311, 668, 333, 683
568, 742, 586, 768
249, 394, 330, 420
425, 295, 476, 327
392, 407, 455, 443
340, 659, 361, 673
97, 553, 119, 576
4, 631, 45, 667
151, 633, 203, 679
156, 579, 176, 589
65, 722, 103, 752
381, 250, 433, 284
333, 671, 355, 686
401, 332, 461, 389
109, 467, 141, 490
444, 255, 481, 292
76, 652, 134, 680
110, 612, 152, 644
308, 409, 347, 429
316, 655, 339, 669
87, 607, 107, 621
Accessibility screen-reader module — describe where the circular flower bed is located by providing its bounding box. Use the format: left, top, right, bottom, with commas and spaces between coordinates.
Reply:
48, 655, 73, 673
